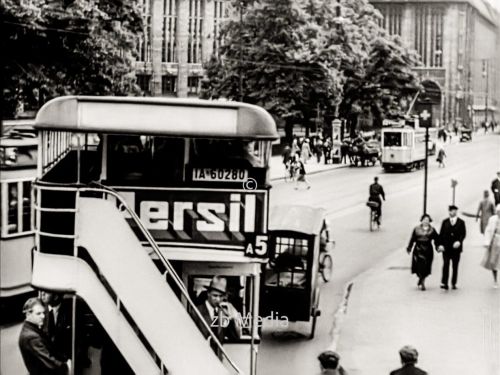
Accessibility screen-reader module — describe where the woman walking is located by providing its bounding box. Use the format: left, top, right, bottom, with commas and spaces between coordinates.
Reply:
407, 214, 439, 290
483, 204, 500, 288
436, 147, 446, 168
293, 154, 311, 190
477, 190, 495, 234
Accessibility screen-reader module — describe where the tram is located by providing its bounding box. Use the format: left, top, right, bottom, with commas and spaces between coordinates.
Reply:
31, 96, 278, 375
0, 120, 37, 320
381, 118, 437, 171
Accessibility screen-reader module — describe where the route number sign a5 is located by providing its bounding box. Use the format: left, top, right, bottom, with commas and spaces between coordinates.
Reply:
245, 234, 269, 258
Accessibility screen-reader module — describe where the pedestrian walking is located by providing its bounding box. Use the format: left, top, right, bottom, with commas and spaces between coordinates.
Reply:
389, 345, 427, 375
476, 190, 495, 234
293, 154, 311, 190
482, 204, 500, 288
436, 147, 446, 168
437, 205, 467, 290
315, 138, 324, 163
301, 138, 312, 164
491, 171, 500, 205
407, 214, 439, 291
18, 297, 70, 375
317, 350, 347, 375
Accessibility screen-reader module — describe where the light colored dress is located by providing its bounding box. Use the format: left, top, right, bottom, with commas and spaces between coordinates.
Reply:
482, 215, 500, 271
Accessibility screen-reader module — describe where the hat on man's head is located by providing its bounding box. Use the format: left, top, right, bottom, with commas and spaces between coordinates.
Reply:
318, 350, 340, 369
205, 276, 228, 294
399, 345, 418, 364
448, 204, 458, 211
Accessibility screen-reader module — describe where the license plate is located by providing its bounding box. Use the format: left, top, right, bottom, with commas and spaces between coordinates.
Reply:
192, 168, 248, 182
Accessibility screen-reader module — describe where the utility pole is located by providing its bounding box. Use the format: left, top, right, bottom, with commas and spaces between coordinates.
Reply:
483, 59, 488, 125
239, 1, 244, 102
423, 123, 429, 215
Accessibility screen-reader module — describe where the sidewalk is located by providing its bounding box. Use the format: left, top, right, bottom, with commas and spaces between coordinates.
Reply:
335, 217, 500, 375
269, 155, 348, 181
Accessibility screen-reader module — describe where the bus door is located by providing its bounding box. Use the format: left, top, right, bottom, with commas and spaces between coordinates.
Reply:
181, 261, 262, 375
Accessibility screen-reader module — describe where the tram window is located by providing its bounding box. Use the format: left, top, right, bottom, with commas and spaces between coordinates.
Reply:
265, 237, 308, 289
22, 181, 31, 231
383, 132, 402, 147
0, 145, 37, 168
190, 139, 268, 168
7, 183, 18, 234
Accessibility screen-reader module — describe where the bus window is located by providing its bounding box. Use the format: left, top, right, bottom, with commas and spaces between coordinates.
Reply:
265, 237, 308, 289
107, 135, 185, 184
383, 132, 402, 147
22, 181, 31, 231
190, 139, 269, 168
0, 145, 37, 168
7, 183, 18, 234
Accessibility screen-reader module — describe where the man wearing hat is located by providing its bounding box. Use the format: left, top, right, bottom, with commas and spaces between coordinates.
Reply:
491, 171, 500, 205
437, 205, 467, 290
196, 276, 242, 343
389, 345, 427, 375
317, 350, 347, 375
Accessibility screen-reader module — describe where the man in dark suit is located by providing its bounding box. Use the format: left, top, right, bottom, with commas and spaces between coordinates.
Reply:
437, 205, 467, 289
369, 176, 386, 224
389, 345, 427, 375
41, 291, 91, 374
492, 171, 500, 205
18, 297, 70, 375
195, 276, 242, 345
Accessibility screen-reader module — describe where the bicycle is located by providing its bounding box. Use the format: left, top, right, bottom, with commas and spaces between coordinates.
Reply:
366, 201, 380, 231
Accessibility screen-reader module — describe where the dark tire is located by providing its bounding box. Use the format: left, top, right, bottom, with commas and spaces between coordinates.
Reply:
320, 254, 333, 282
309, 289, 320, 339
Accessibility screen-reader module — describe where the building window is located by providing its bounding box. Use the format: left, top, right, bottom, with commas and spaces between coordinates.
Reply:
163, 0, 177, 63
138, 0, 152, 62
188, 0, 203, 63
162, 75, 177, 95
137, 75, 151, 94
414, 6, 443, 67
375, 5, 402, 36
213, 0, 228, 56
188, 76, 200, 95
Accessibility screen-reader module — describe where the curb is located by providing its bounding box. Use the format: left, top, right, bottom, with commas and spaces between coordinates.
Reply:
328, 281, 354, 351
270, 163, 350, 182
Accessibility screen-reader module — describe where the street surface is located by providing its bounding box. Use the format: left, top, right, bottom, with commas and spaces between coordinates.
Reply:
1, 133, 499, 375
258, 132, 500, 375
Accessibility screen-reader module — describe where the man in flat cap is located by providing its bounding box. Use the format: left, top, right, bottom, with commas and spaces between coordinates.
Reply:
317, 350, 347, 375
389, 345, 427, 375
195, 276, 242, 344
437, 205, 467, 290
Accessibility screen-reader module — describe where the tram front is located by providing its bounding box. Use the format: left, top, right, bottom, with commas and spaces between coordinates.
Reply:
33, 96, 278, 375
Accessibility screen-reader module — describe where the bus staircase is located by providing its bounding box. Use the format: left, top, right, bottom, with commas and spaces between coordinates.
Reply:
32, 183, 242, 375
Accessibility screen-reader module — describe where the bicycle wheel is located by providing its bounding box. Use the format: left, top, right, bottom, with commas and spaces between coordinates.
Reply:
319, 253, 333, 282
369, 209, 375, 231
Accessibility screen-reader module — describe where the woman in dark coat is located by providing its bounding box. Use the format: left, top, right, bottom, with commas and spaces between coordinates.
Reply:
407, 214, 439, 290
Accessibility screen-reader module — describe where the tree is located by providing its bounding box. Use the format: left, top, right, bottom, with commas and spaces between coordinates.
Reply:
2, 0, 143, 118
201, 0, 342, 142
360, 35, 421, 128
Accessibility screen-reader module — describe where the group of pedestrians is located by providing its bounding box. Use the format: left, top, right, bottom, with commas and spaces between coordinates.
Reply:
317, 345, 427, 375
406, 171, 500, 290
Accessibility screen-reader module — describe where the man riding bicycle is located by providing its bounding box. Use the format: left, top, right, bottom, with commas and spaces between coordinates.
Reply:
368, 177, 385, 225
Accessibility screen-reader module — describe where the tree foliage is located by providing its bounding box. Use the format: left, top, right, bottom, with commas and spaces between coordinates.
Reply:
202, 0, 422, 136
2, 0, 143, 118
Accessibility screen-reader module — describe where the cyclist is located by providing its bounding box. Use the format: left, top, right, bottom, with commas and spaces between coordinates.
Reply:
368, 176, 385, 225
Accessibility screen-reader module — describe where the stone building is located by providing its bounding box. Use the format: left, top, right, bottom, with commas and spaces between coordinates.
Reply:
134, 0, 231, 98
371, 0, 500, 128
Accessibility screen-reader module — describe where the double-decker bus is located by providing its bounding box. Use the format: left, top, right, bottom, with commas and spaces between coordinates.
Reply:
0, 120, 37, 320
31, 96, 278, 374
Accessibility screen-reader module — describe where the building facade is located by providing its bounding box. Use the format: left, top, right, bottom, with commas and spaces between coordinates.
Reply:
135, 0, 231, 98
371, 0, 500, 128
